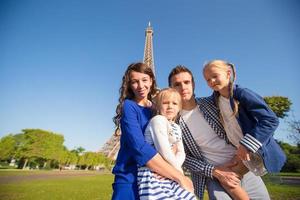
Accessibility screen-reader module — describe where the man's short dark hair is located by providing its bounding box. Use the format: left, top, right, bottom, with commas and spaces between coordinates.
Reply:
168, 65, 195, 87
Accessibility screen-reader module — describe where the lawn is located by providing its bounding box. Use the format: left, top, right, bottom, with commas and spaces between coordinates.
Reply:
0, 170, 114, 200
0, 170, 299, 200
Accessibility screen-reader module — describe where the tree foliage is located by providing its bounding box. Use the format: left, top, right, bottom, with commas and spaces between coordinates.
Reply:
264, 96, 292, 119
278, 141, 300, 172
17, 129, 64, 162
0, 129, 112, 171
0, 134, 16, 160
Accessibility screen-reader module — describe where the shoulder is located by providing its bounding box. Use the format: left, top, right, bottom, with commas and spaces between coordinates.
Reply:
196, 94, 215, 103
150, 115, 169, 125
196, 94, 216, 108
123, 99, 142, 111
234, 85, 264, 101
234, 84, 252, 94
123, 99, 137, 108
122, 99, 140, 117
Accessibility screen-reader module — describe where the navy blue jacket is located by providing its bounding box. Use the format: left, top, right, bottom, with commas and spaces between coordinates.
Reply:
225, 85, 286, 173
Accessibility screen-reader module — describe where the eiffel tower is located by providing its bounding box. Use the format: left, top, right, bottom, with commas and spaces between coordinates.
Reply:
143, 22, 155, 74
101, 22, 156, 160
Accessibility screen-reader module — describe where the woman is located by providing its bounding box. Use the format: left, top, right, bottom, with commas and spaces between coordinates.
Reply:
112, 62, 194, 200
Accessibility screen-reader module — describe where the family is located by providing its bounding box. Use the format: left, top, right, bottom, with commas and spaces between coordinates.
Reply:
111, 60, 286, 200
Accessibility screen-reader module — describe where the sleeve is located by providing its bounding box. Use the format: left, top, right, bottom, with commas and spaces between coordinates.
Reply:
149, 115, 182, 170
235, 87, 279, 153
183, 149, 214, 178
121, 100, 157, 167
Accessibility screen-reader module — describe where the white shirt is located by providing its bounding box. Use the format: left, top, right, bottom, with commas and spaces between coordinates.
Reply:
218, 96, 267, 174
181, 107, 236, 166
218, 96, 244, 147
144, 115, 185, 172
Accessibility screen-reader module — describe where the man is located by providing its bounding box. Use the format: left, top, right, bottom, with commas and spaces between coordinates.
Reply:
168, 65, 270, 200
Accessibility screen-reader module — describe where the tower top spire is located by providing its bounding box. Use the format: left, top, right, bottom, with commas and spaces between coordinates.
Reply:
143, 22, 155, 75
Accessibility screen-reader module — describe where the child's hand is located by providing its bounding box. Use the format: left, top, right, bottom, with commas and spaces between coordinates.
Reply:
171, 144, 178, 154
236, 145, 250, 161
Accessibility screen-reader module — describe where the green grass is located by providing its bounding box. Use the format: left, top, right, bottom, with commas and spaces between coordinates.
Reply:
0, 169, 58, 176
0, 170, 299, 200
0, 169, 108, 176
0, 171, 113, 200
277, 172, 300, 177
265, 183, 300, 200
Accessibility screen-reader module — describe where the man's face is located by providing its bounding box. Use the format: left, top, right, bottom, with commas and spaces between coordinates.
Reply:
170, 72, 194, 102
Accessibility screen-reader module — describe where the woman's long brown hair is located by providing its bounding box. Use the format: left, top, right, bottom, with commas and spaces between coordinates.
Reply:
113, 62, 158, 135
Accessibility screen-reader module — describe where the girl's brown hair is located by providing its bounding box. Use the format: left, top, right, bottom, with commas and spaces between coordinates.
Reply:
113, 62, 158, 134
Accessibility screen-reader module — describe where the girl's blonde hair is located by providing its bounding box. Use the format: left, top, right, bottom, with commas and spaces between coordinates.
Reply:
203, 60, 239, 117
155, 88, 182, 120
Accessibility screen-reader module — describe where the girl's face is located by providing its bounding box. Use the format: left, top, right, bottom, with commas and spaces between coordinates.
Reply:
129, 71, 153, 102
204, 66, 230, 96
159, 94, 180, 121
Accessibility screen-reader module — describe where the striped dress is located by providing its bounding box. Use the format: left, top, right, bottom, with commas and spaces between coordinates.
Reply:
137, 115, 196, 200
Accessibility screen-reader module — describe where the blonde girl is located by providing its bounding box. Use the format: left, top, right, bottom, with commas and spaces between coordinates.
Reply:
138, 88, 196, 200
203, 60, 286, 200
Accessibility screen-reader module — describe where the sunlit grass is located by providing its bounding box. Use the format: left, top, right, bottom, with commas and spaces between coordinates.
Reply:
0, 171, 113, 200
0, 170, 299, 200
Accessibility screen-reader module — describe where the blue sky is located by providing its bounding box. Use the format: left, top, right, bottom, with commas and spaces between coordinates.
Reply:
0, 0, 299, 151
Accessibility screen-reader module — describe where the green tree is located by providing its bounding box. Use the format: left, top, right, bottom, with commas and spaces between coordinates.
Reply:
264, 96, 291, 119
0, 134, 16, 161
73, 146, 85, 155
278, 141, 300, 172
56, 147, 69, 168
18, 129, 65, 169
66, 151, 78, 166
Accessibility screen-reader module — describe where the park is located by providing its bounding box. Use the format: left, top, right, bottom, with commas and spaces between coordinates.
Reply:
0, 169, 299, 200
1, 1, 300, 199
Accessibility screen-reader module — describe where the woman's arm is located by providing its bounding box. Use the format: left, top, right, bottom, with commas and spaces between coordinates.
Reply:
121, 100, 157, 166
146, 153, 194, 193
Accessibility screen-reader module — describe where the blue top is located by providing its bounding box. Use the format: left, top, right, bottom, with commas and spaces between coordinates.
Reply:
112, 99, 157, 184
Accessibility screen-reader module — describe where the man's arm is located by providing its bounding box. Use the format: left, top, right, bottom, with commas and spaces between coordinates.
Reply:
183, 154, 214, 178
184, 142, 241, 188
212, 164, 242, 188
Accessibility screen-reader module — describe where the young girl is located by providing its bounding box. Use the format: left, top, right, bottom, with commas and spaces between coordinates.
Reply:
112, 63, 194, 200
138, 88, 196, 200
203, 60, 286, 200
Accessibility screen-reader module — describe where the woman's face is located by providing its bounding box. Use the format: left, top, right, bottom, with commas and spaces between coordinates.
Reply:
129, 71, 153, 102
